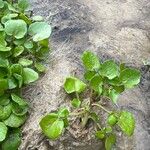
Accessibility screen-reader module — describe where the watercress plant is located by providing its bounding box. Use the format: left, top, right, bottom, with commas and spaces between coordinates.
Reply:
40, 51, 141, 150
0, 0, 51, 149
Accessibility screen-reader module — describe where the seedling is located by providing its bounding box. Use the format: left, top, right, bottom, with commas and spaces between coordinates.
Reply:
0, 0, 51, 149
40, 51, 141, 150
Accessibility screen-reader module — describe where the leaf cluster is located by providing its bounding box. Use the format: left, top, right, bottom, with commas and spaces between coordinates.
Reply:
0, 0, 51, 149
40, 51, 140, 150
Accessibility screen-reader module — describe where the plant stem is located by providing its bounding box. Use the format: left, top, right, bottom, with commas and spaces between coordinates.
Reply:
70, 111, 85, 116
75, 92, 80, 100
81, 112, 89, 128
92, 103, 111, 114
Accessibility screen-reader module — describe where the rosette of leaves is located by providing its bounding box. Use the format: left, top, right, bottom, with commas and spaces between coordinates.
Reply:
0, 0, 51, 149
40, 51, 140, 150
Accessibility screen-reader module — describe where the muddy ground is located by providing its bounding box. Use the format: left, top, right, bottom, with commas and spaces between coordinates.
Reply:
20, 0, 150, 150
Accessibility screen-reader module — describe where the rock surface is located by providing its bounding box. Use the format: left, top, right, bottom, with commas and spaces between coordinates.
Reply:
20, 0, 150, 149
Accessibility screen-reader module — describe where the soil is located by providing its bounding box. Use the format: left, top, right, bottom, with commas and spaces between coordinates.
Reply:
20, 0, 150, 150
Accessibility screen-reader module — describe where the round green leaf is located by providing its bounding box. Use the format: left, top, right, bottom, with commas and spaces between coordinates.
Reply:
18, 58, 33, 66
95, 130, 105, 139
107, 114, 118, 126
64, 77, 86, 94
0, 0, 4, 9
4, 20, 27, 39
18, 0, 29, 12
35, 62, 46, 72
28, 22, 52, 41
71, 98, 81, 108
81, 51, 100, 71
1, 129, 21, 150
13, 46, 24, 57
23, 68, 39, 84
0, 122, 7, 142
118, 111, 135, 136
24, 41, 33, 49
4, 113, 26, 128
0, 95, 10, 106
105, 134, 116, 150
100, 60, 119, 80
0, 104, 12, 120
120, 68, 141, 88
84, 71, 96, 81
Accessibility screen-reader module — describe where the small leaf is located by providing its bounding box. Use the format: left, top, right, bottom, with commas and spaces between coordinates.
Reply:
64, 77, 86, 94
100, 60, 119, 80
11, 93, 28, 106
13, 73, 23, 88
0, 79, 8, 90
18, 0, 29, 12
1, 129, 21, 150
107, 114, 118, 126
4, 20, 27, 39
0, 104, 12, 120
35, 62, 46, 72
24, 41, 33, 49
23, 68, 39, 84
71, 98, 81, 108
108, 89, 119, 104
0, 58, 9, 68
105, 134, 116, 150
0, 0, 4, 9
19, 58, 33, 66
4, 113, 26, 128
118, 111, 135, 136
8, 77, 17, 89
95, 130, 105, 139
90, 75, 103, 94
84, 71, 96, 81
120, 68, 141, 88
28, 22, 52, 41
0, 122, 7, 142
13, 46, 24, 57
0, 95, 10, 106
10, 64, 23, 75
47, 119, 64, 139
58, 108, 69, 118
81, 51, 100, 71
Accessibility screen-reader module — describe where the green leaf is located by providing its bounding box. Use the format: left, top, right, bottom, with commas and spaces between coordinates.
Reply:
11, 94, 28, 106
71, 98, 81, 108
95, 130, 105, 139
8, 77, 17, 89
0, 95, 10, 106
81, 51, 100, 71
107, 114, 118, 126
120, 68, 141, 88
108, 89, 119, 104
28, 22, 52, 41
23, 68, 39, 84
1, 14, 18, 24
84, 71, 96, 81
0, 104, 12, 120
4, 113, 26, 128
24, 41, 33, 49
0, 122, 7, 142
0, 79, 8, 90
100, 60, 119, 79
19, 58, 33, 66
64, 77, 86, 94
13, 46, 24, 57
4, 20, 27, 39
1, 129, 21, 150
12, 102, 28, 116
18, 0, 29, 12
46, 119, 64, 139
13, 73, 23, 88
58, 108, 69, 118
118, 111, 135, 136
10, 64, 23, 75
105, 134, 116, 150
0, 58, 9, 68
90, 75, 103, 94
0, 0, 4, 9
35, 62, 46, 72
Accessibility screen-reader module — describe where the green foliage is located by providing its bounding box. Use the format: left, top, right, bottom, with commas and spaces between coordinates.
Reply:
40, 51, 140, 150
0, 0, 51, 148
